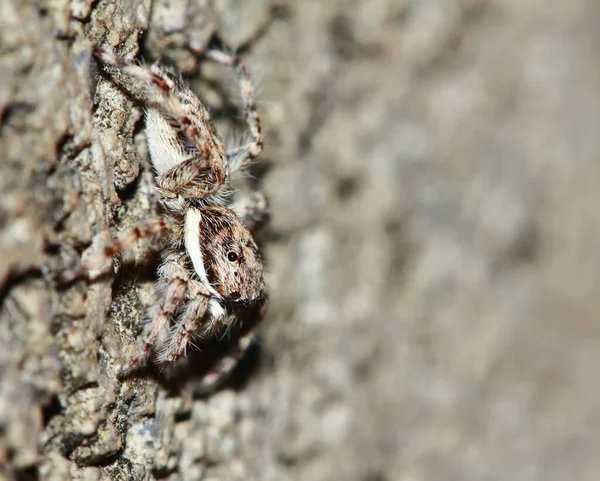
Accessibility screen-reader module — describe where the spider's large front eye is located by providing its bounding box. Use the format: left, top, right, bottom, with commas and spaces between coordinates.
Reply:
227, 251, 239, 262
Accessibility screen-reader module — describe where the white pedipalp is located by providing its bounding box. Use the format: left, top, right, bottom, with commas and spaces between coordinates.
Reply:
208, 298, 226, 322
184, 208, 224, 300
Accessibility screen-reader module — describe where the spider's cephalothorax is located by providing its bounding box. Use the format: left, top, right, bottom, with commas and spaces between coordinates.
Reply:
186, 206, 264, 302
86, 46, 269, 388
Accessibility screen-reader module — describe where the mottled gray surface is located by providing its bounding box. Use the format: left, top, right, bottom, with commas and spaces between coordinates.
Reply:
1, 0, 600, 480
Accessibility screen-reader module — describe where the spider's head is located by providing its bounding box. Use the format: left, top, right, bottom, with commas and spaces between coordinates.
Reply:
185, 207, 265, 303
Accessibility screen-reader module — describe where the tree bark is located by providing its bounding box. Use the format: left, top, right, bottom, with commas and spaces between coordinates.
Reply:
2, 1, 600, 480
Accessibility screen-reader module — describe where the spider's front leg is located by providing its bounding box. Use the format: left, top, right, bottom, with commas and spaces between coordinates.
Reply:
157, 279, 214, 363
118, 253, 190, 378
156, 277, 264, 394
195, 288, 268, 392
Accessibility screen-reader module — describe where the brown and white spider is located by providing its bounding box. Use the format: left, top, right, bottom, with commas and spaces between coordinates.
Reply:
80, 45, 269, 389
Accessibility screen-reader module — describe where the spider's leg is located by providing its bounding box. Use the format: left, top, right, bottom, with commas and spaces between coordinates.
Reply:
94, 218, 169, 262
118, 257, 188, 378
196, 288, 268, 393
198, 49, 264, 172
158, 280, 210, 363
196, 327, 259, 393
59, 218, 169, 283
230, 191, 269, 230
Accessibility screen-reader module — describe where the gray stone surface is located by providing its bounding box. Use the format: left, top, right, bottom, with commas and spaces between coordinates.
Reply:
2, 0, 600, 480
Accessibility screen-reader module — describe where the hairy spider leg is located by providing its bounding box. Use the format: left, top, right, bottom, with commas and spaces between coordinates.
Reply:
118, 276, 188, 378
196, 327, 259, 393
193, 48, 264, 172
58, 218, 169, 284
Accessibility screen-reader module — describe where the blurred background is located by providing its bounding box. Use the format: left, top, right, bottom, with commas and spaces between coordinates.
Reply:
1, 0, 599, 480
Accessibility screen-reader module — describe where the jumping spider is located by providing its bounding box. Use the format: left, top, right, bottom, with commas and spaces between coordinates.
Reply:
79, 45, 269, 389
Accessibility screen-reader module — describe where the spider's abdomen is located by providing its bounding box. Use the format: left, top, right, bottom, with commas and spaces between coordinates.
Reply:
145, 62, 227, 176
146, 108, 188, 175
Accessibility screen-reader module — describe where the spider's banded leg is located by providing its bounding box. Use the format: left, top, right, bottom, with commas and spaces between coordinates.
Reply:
85, 218, 168, 274
196, 327, 259, 393
119, 276, 188, 378
95, 218, 169, 261
196, 48, 263, 171
59, 218, 169, 284
94, 47, 228, 186
157, 279, 211, 363
231, 191, 269, 230
158, 291, 209, 363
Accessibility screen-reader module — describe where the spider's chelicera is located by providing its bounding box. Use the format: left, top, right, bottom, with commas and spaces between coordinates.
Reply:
83, 45, 269, 389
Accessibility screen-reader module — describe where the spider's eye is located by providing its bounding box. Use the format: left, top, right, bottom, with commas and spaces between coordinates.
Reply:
227, 251, 239, 262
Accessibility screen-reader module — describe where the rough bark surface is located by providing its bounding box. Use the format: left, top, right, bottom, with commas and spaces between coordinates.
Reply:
2, 0, 600, 480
